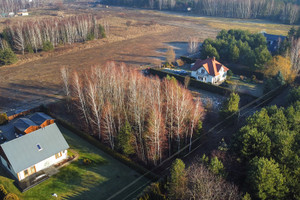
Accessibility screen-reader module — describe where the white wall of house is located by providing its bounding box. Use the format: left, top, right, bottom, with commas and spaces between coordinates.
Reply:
0, 150, 68, 181
191, 66, 227, 84
18, 150, 67, 181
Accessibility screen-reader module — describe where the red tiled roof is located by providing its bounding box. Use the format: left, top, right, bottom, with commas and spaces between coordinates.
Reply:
191, 58, 229, 76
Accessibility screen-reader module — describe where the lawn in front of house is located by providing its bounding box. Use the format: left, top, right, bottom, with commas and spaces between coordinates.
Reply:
225, 75, 264, 97
0, 126, 149, 200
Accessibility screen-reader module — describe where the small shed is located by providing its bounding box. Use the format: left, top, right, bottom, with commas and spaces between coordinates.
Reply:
14, 118, 39, 135
29, 112, 54, 128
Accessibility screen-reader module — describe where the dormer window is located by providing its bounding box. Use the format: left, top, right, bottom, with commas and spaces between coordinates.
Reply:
37, 144, 42, 151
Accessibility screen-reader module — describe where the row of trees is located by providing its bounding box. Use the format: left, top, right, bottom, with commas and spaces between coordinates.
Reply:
200, 29, 271, 69
1, 15, 105, 55
104, 0, 300, 24
0, 0, 46, 14
232, 100, 300, 199
63, 62, 204, 166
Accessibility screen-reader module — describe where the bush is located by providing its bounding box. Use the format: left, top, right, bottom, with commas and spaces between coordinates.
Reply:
99, 24, 106, 38
0, 184, 8, 199
0, 48, 17, 65
180, 56, 195, 64
0, 113, 8, 125
227, 69, 233, 77
209, 157, 226, 177
251, 75, 256, 82
86, 33, 95, 41
83, 158, 92, 166
42, 41, 54, 52
126, 20, 132, 26
25, 45, 34, 53
3, 193, 19, 200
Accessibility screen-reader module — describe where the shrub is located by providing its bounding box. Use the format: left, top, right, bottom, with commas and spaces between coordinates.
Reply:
83, 158, 92, 166
227, 69, 233, 77
42, 41, 54, 52
86, 33, 95, 41
251, 75, 256, 82
180, 56, 195, 64
209, 157, 226, 177
0, 48, 17, 65
4, 193, 19, 200
99, 24, 106, 38
0, 184, 8, 199
0, 113, 8, 125
25, 45, 34, 53
126, 20, 132, 27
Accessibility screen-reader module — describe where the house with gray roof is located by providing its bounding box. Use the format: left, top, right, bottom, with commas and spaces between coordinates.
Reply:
0, 123, 69, 182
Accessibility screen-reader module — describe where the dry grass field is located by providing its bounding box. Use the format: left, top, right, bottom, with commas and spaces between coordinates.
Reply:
0, 5, 296, 112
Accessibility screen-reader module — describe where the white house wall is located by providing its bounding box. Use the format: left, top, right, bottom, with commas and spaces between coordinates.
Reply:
18, 150, 68, 181
191, 66, 227, 84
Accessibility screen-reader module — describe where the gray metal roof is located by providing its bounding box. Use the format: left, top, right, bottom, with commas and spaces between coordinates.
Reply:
0, 123, 69, 173
29, 112, 53, 126
14, 118, 37, 132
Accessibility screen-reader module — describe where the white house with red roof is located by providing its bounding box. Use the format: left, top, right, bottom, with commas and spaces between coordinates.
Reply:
191, 57, 229, 85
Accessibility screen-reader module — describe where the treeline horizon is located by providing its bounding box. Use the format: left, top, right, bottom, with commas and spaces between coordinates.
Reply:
103, 0, 300, 24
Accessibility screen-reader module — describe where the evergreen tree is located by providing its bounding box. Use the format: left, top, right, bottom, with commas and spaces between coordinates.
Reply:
247, 157, 288, 200
209, 157, 225, 177
168, 159, 187, 199
200, 44, 220, 60
99, 24, 106, 38
0, 48, 17, 65
220, 93, 240, 119
116, 121, 135, 156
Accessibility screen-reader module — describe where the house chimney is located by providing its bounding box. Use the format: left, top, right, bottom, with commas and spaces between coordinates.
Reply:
213, 56, 216, 61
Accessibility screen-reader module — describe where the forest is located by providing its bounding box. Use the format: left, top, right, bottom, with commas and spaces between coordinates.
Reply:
138, 87, 300, 200
0, 14, 106, 65
0, 0, 46, 13
103, 0, 300, 24
200, 29, 272, 70
62, 62, 204, 166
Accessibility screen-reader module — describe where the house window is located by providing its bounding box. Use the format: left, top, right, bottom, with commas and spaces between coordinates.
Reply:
37, 144, 42, 151
24, 166, 36, 178
201, 69, 205, 74
55, 152, 62, 159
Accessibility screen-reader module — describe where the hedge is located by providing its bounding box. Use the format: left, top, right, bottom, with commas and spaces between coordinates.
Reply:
180, 56, 196, 64
0, 185, 7, 200
148, 68, 257, 100
42, 108, 159, 181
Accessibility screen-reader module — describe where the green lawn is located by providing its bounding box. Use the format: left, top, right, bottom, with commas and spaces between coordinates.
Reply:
0, 126, 150, 200
226, 75, 264, 97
